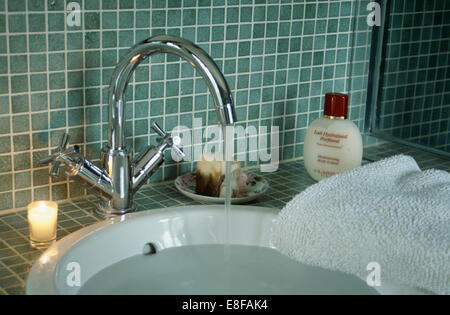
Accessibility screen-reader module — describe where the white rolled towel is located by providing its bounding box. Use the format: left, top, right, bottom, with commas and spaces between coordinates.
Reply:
271, 155, 450, 295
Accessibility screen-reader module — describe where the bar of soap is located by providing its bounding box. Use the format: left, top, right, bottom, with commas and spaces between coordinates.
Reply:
196, 154, 241, 198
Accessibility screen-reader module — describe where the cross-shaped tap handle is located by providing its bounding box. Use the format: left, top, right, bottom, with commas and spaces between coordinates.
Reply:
40, 133, 80, 177
151, 122, 185, 159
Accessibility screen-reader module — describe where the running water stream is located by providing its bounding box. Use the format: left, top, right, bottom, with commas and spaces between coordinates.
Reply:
223, 126, 233, 262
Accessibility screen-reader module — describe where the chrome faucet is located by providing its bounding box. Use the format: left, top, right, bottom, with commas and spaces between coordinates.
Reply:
41, 35, 236, 218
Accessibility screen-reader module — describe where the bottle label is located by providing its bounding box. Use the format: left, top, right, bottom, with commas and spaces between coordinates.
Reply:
310, 129, 350, 179
304, 121, 362, 181
313, 130, 347, 149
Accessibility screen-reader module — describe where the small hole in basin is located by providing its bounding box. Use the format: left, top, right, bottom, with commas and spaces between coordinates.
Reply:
143, 243, 157, 255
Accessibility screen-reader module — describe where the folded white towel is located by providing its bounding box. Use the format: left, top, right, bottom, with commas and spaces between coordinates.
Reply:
271, 155, 450, 295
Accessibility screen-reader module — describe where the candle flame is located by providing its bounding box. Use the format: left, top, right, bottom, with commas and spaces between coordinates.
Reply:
37, 201, 48, 212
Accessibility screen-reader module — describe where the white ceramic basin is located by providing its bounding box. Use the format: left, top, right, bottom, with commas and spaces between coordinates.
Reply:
26, 205, 378, 295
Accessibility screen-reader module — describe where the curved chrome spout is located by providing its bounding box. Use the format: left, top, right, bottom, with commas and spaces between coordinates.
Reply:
108, 35, 236, 150
96, 35, 236, 217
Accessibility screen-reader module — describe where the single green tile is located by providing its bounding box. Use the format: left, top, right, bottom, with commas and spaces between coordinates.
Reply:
13, 135, 30, 152
134, 84, 148, 100
30, 73, 47, 91
28, 34, 46, 52
165, 81, 178, 97
102, 50, 117, 67
0, 192, 12, 210
292, 21, 302, 36
265, 39, 276, 54
316, 20, 326, 34
32, 168, 48, 188
194, 8, 209, 26
52, 183, 67, 201
48, 33, 65, 51
150, 99, 163, 116
226, 25, 238, 40
120, 11, 134, 28
226, 7, 238, 23
29, 54, 46, 72
136, 0, 150, 8
183, 9, 196, 26
151, 10, 165, 27
119, 30, 134, 47
48, 13, 65, 31
85, 32, 100, 49
9, 55, 27, 73
313, 51, 324, 66
196, 26, 209, 42
314, 35, 325, 50
303, 21, 315, 35
10, 75, 28, 93
68, 108, 84, 126
8, 14, 26, 33
33, 186, 49, 201
212, 7, 224, 23
85, 69, 100, 86
0, 14, 5, 33
277, 38, 289, 53
50, 110, 66, 129
0, 35, 5, 53
0, 76, 7, 94
0, 135, 10, 153
0, 174, 12, 192
84, 12, 100, 30
8, 0, 25, 12
102, 12, 116, 29
14, 152, 30, 171
50, 90, 66, 108
84, 0, 99, 10
102, 31, 117, 48
266, 23, 277, 37
211, 25, 224, 42
67, 52, 83, 70
31, 112, 48, 131
9, 35, 27, 53
47, 0, 64, 11
29, 93, 46, 112
102, 0, 116, 9
166, 10, 181, 27
85, 88, 100, 105
14, 189, 31, 207
11, 94, 28, 113
119, 0, 133, 9
47, 53, 65, 71
136, 11, 150, 28
86, 125, 101, 142
67, 71, 83, 88
84, 51, 99, 69
67, 32, 83, 50
280, 5, 292, 20
85, 106, 100, 124
28, 0, 45, 11
0, 96, 7, 115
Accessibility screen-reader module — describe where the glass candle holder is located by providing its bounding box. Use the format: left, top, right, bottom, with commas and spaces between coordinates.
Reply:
27, 201, 58, 249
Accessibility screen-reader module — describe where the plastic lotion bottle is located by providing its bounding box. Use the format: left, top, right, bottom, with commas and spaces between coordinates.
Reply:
303, 93, 363, 181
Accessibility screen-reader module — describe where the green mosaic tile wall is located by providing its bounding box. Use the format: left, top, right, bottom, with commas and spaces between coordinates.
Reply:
378, 0, 450, 152
0, 0, 370, 211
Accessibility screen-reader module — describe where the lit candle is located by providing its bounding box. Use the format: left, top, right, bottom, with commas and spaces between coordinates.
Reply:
27, 201, 58, 249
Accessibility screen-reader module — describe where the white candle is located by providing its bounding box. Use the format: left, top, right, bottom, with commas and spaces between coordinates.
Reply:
27, 201, 58, 248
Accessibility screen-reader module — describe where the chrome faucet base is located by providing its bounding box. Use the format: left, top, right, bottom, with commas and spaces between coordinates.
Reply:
94, 199, 136, 219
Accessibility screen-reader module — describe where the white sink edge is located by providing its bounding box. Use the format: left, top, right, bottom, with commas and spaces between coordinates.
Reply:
26, 205, 277, 295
